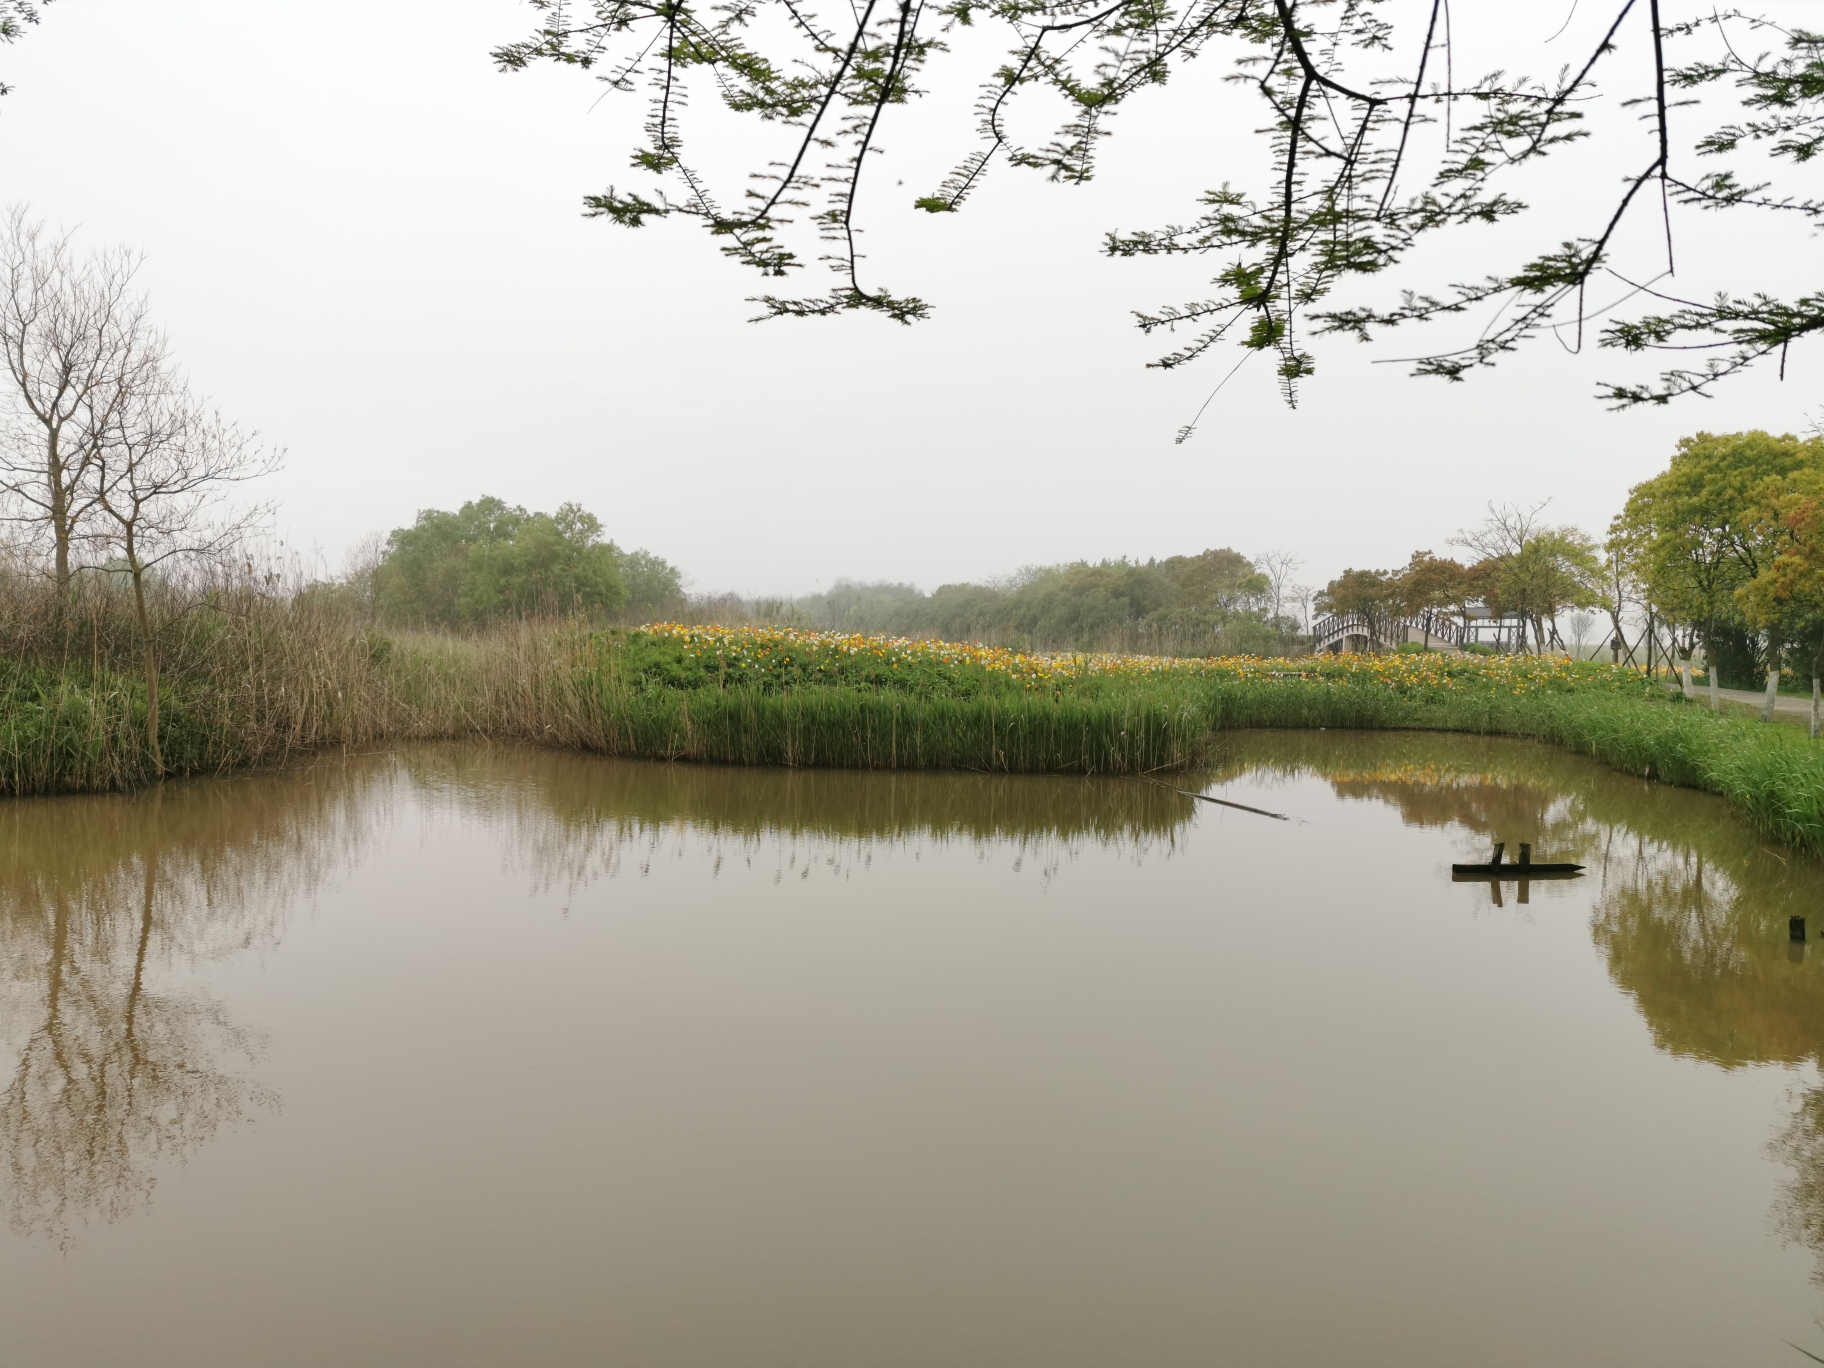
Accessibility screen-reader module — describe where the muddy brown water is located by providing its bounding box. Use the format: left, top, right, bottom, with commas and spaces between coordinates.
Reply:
5, 733, 1824, 1367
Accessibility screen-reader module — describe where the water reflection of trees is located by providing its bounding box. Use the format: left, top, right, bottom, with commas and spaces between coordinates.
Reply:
18, 737, 1824, 1258
1213, 730, 1824, 1278
1, 748, 1200, 1244
0, 765, 377, 1246
1214, 731, 1824, 1068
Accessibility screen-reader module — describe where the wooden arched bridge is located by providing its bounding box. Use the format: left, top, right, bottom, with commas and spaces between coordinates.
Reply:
1310, 612, 1471, 654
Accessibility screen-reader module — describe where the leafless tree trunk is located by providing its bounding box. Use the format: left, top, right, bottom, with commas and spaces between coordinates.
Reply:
1252, 549, 1300, 620
337, 530, 391, 628
82, 378, 275, 770
0, 206, 160, 598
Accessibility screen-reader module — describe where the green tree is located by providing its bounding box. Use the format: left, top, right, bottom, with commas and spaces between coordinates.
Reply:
1451, 505, 1602, 655
998, 560, 1174, 647
1498, 530, 1603, 658
620, 549, 686, 621
374, 496, 524, 626
815, 547, 1289, 653
1615, 431, 1824, 712
910, 582, 1006, 644
1613, 476, 1737, 704
1736, 472, 1824, 727
1157, 549, 1269, 614
375, 496, 629, 627
1314, 568, 1399, 650
458, 503, 625, 622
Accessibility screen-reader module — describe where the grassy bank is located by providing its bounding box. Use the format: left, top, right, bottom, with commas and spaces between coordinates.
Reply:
6, 597, 1824, 857
550, 627, 1824, 853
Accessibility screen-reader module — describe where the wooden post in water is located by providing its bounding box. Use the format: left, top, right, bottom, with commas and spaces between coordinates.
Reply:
1518, 843, 1532, 868
1792, 917, 1807, 943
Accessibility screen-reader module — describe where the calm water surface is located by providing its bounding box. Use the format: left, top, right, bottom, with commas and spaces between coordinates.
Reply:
5, 733, 1824, 1366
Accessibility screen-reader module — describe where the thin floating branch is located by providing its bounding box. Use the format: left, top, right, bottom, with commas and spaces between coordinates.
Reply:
1149, 778, 1291, 821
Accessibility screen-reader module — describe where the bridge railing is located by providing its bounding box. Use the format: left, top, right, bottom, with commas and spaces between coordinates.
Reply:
1311, 612, 1468, 652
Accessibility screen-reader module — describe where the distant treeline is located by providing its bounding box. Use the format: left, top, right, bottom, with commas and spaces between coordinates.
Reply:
338, 499, 1301, 655
758, 548, 1305, 655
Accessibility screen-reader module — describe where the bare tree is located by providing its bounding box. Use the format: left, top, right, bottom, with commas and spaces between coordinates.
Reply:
1567, 612, 1596, 659
1452, 501, 1551, 565
81, 379, 276, 770
340, 530, 387, 620
1252, 549, 1302, 624
1450, 501, 1555, 652
0, 207, 161, 597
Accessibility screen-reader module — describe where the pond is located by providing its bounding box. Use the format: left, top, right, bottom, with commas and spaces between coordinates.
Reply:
4, 733, 1824, 1367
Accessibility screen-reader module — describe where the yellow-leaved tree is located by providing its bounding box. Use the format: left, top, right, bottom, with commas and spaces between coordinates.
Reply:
1738, 473, 1824, 734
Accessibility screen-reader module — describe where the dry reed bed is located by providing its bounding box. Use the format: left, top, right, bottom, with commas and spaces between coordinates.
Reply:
0, 580, 588, 792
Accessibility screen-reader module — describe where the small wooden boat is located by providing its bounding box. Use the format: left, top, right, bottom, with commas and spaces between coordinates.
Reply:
1451, 842, 1584, 881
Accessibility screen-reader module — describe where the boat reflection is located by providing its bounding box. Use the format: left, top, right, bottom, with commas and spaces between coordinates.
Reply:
1211, 730, 1824, 1277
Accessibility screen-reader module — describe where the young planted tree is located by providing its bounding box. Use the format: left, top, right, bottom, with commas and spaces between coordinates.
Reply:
1453, 504, 1548, 652
1613, 477, 1737, 708
0, 207, 160, 597
82, 381, 276, 771
1509, 530, 1603, 657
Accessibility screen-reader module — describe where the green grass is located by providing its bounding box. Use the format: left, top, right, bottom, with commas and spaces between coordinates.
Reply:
544, 633, 1824, 857
0, 661, 230, 794
8, 606, 1824, 861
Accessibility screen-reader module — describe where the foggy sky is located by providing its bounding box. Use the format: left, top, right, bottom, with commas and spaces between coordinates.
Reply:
0, 0, 1808, 598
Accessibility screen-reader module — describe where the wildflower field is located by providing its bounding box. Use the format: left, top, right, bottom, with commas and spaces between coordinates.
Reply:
616, 624, 1664, 702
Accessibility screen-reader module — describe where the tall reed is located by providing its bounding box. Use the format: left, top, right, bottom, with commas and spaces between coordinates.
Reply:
7, 579, 1824, 863
0, 571, 590, 792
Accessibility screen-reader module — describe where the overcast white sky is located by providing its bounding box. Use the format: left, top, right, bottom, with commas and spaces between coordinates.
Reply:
0, 0, 1811, 596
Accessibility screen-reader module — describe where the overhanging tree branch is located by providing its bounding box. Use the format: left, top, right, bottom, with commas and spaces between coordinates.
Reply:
498, 0, 1824, 409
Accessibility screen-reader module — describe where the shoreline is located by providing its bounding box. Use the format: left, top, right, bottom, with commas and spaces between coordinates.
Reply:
10, 650, 1824, 861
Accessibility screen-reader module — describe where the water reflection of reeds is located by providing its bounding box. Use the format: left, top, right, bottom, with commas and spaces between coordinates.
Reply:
393, 746, 1200, 895
0, 749, 1201, 1243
